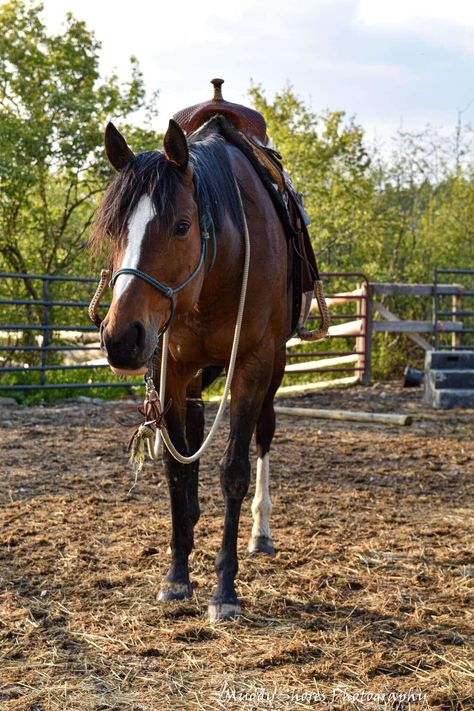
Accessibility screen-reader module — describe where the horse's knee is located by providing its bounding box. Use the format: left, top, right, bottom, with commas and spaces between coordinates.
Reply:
219, 452, 250, 500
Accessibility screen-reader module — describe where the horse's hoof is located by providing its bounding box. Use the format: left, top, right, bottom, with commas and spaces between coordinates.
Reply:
248, 535, 275, 555
157, 582, 192, 601
208, 601, 242, 623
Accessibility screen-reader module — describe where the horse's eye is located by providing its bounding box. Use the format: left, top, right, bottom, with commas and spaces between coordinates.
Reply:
175, 222, 190, 237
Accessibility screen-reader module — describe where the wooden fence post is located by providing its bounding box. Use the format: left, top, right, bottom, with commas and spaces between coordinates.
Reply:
452, 291, 462, 349
363, 282, 373, 385
356, 280, 373, 385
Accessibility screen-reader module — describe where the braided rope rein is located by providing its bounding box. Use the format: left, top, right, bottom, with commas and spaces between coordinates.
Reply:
128, 376, 170, 474
88, 269, 111, 327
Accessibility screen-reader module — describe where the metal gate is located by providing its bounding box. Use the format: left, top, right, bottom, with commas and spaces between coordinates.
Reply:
0, 272, 138, 393
433, 268, 474, 350
1, 270, 372, 395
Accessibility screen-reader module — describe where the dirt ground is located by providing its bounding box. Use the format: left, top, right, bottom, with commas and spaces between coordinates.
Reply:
0, 384, 473, 711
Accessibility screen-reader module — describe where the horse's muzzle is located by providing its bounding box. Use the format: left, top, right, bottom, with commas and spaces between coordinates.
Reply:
101, 319, 151, 375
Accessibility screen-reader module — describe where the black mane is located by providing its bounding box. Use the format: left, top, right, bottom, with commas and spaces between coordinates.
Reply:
91, 125, 245, 250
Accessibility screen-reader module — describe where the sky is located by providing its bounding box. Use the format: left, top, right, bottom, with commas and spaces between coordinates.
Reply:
35, 0, 474, 145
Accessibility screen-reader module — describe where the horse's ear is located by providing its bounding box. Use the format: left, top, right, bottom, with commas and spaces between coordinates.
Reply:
163, 119, 189, 171
105, 122, 134, 172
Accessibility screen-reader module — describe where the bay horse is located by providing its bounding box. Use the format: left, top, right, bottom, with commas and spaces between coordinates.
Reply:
91, 117, 292, 622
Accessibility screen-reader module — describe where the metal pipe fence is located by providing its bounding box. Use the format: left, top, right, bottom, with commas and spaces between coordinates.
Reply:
433, 268, 474, 350
0, 272, 138, 393
2, 268, 472, 395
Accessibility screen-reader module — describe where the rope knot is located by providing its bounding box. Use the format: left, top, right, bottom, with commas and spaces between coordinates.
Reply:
128, 389, 172, 474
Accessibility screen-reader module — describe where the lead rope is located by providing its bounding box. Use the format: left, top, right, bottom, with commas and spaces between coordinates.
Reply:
141, 180, 250, 466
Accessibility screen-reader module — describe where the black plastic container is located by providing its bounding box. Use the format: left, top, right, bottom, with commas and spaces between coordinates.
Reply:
403, 366, 424, 387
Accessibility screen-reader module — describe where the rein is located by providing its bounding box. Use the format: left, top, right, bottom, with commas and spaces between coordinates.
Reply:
150, 184, 250, 464
88, 186, 250, 472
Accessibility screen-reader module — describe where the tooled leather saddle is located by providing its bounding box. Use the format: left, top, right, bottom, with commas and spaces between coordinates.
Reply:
173, 79, 327, 338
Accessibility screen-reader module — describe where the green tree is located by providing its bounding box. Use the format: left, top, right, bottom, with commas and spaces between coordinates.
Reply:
371, 125, 474, 282
250, 84, 473, 284
0, 0, 161, 289
248, 83, 378, 272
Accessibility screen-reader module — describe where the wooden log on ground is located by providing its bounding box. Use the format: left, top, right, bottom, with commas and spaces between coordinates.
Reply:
275, 405, 413, 427
276, 375, 359, 396
285, 353, 358, 373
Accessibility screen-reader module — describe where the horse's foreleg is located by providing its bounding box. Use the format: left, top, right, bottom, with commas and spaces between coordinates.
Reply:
185, 374, 204, 529
248, 348, 286, 555
208, 351, 273, 622
158, 394, 194, 602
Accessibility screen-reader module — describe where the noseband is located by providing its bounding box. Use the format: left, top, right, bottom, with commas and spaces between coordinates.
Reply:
90, 211, 216, 338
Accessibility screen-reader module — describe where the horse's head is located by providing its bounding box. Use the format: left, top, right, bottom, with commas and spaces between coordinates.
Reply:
94, 120, 206, 375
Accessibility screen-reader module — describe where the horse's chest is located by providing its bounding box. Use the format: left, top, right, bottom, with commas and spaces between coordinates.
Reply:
170, 315, 237, 366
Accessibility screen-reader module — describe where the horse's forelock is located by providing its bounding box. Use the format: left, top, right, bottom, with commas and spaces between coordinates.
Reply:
89, 130, 244, 258
89, 151, 178, 256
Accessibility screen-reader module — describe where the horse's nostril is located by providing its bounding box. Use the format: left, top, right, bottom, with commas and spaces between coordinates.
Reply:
102, 320, 147, 368
131, 321, 146, 351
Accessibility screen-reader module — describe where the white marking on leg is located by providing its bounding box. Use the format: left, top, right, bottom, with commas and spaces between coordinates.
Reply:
251, 453, 272, 539
114, 194, 156, 298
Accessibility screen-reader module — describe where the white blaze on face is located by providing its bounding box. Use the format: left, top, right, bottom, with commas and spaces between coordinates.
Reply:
114, 194, 156, 299
250, 453, 272, 540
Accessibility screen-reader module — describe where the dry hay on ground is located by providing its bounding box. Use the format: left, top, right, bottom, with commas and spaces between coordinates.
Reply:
0, 385, 473, 710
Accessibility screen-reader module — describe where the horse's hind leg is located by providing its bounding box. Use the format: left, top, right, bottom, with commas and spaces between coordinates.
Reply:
248, 348, 286, 555
248, 349, 286, 555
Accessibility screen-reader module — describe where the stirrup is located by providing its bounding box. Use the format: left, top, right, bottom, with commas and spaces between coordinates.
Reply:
296, 280, 330, 342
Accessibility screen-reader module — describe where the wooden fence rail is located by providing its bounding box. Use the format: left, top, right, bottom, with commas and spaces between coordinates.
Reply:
283, 273, 372, 391
282, 274, 473, 393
